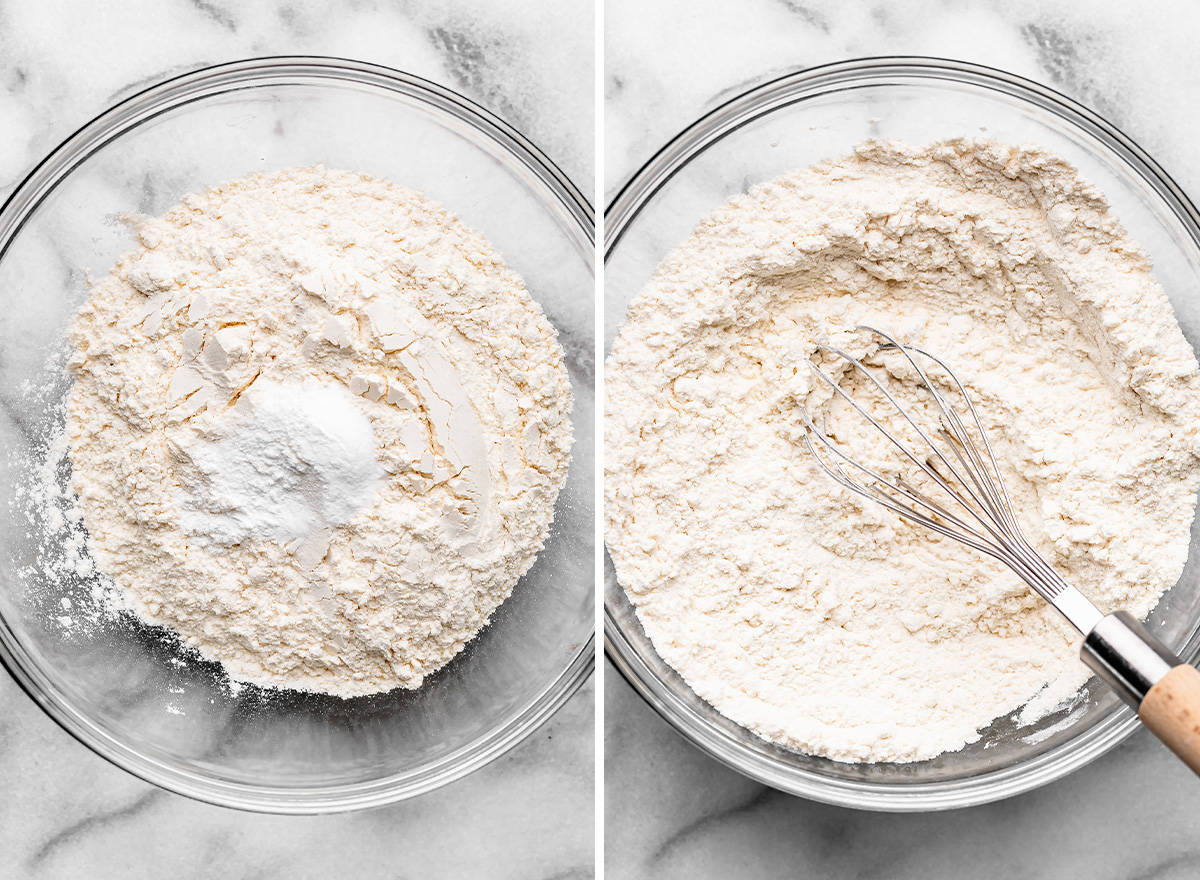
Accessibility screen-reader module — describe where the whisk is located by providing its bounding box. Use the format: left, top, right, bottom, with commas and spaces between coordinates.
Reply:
798, 326, 1200, 774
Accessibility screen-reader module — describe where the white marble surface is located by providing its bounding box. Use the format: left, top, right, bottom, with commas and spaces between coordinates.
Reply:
605, 1, 1200, 878
606, 0, 1200, 199
606, 659, 1199, 879
0, 2, 593, 878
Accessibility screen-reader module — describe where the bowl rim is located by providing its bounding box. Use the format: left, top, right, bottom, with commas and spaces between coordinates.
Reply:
603, 54, 1200, 811
0, 55, 595, 814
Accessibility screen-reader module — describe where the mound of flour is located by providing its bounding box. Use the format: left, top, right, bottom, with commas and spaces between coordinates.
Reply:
605, 139, 1200, 763
66, 166, 572, 697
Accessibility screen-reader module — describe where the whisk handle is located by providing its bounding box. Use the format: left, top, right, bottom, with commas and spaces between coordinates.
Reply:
1139, 665, 1200, 775
1081, 610, 1200, 774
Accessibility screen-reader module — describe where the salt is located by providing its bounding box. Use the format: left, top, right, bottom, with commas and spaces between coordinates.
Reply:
179, 380, 383, 546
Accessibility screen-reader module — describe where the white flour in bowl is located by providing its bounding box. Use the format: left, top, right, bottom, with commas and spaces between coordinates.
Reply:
605, 139, 1200, 763
65, 165, 572, 697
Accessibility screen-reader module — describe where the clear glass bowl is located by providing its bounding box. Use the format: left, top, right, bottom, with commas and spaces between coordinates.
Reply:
0, 57, 594, 813
604, 56, 1200, 810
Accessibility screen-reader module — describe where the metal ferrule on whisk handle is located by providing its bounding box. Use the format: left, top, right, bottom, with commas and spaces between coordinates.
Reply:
1082, 612, 1178, 708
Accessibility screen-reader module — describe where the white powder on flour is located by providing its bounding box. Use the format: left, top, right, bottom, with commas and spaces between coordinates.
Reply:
179, 380, 384, 547
66, 165, 572, 697
605, 139, 1200, 763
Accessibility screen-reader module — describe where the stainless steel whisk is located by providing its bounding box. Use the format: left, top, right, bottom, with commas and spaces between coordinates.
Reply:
799, 327, 1200, 773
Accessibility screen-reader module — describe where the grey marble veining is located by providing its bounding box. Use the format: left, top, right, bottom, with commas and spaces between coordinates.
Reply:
0, 0, 593, 199
0, 2, 593, 878
607, 661, 1198, 880
4, 671, 594, 879
605, 0, 1200, 200
606, 1, 1200, 878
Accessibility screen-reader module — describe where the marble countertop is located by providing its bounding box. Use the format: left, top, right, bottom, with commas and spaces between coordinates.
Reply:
0, 2, 593, 879
605, 1, 1200, 878
606, 660, 1198, 880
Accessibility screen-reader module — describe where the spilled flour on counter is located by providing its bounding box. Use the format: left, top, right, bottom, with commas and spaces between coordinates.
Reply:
66, 166, 572, 697
605, 139, 1200, 763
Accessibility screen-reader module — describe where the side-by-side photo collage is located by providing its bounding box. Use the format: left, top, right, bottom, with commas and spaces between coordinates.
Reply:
1, 2, 1198, 878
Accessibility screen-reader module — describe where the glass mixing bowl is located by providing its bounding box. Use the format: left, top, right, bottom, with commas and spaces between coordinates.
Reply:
604, 57, 1200, 810
0, 57, 594, 812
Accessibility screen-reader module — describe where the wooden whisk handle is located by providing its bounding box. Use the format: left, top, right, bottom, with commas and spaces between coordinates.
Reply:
1139, 664, 1200, 774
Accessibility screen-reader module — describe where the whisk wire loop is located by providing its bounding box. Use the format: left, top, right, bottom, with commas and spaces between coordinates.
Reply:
806, 346, 1003, 542
805, 340, 1022, 550
798, 329, 1069, 602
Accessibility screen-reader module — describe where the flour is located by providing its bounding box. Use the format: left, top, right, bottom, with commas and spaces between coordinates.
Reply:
66, 165, 572, 697
605, 139, 1200, 763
